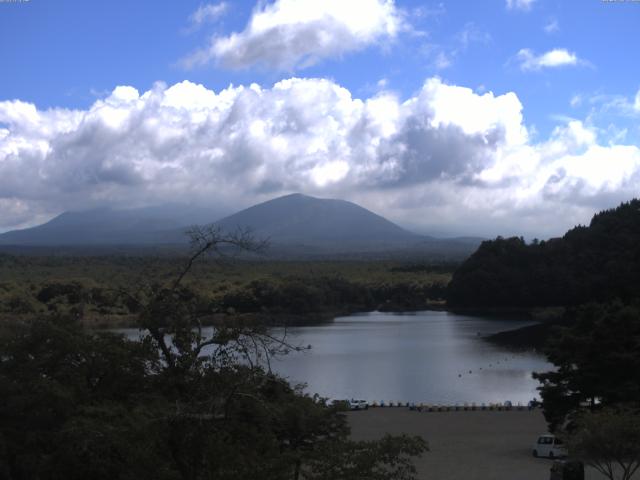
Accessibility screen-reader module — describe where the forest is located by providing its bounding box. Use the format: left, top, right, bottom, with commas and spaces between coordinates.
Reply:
447, 199, 640, 308
0, 255, 452, 329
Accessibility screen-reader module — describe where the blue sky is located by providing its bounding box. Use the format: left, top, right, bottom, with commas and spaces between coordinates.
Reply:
1, 0, 639, 237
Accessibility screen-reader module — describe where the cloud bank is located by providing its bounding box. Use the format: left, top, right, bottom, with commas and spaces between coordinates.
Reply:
182, 0, 405, 70
1, 78, 639, 237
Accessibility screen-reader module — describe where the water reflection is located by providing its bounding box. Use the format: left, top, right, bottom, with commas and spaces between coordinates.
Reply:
268, 311, 552, 405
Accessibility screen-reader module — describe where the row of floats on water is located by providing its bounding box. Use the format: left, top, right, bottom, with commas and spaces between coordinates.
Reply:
347, 399, 539, 411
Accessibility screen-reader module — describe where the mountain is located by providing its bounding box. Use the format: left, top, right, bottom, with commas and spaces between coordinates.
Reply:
447, 199, 640, 308
0, 194, 482, 258
215, 193, 418, 247
210, 194, 482, 257
0, 205, 221, 247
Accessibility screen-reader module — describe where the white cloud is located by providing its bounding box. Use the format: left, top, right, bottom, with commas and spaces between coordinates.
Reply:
506, 0, 536, 11
189, 2, 228, 27
1, 77, 639, 238
181, 0, 405, 70
376, 78, 389, 89
635, 89, 640, 111
516, 48, 584, 71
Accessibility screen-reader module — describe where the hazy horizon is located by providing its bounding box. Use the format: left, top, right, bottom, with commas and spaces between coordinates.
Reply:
0, 191, 616, 240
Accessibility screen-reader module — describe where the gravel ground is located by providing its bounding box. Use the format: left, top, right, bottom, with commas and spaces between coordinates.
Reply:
347, 408, 627, 480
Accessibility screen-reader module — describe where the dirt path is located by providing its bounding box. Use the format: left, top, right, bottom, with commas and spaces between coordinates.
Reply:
347, 408, 623, 480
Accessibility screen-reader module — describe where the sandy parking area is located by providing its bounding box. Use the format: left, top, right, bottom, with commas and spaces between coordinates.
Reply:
347, 408, 626, 480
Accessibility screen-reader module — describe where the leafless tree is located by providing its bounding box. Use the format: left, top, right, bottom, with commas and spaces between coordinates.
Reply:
122, 225, 305, 374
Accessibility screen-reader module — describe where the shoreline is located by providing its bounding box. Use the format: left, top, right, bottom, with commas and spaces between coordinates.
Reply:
66, 304, 451, 330
4, 303, 550, 330
486, 319, 569, 351
4, 306, 561, 354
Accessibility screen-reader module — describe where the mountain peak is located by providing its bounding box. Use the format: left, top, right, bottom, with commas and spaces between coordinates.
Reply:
216, 193, 416, 246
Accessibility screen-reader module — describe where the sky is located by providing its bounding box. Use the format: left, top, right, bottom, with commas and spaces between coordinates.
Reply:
1, 0, 639, 238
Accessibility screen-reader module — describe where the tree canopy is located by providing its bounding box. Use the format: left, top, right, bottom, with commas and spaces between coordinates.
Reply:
447, 199, 640, 308
533, 302, 640, 431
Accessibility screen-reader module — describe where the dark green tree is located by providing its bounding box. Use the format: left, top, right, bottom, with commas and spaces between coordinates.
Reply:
0, 317, 171, 480
447, 199, 640, 309
534, 302, 640, 431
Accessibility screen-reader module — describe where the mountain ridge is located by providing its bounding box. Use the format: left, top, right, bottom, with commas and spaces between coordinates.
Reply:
0, 194, 482, 258
0, 205, 221, 246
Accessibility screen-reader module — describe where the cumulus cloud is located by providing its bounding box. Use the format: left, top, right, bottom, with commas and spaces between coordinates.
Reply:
1, 77, 639, 237
506, 0, 536, 11
635, 89, 640, 111
516, 48, 584, 71
181, 0, 405, 70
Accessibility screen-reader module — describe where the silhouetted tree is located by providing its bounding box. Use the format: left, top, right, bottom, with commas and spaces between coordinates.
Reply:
534, 302, 640, 431
565, 408, 640, 480
447, 199, 640, 308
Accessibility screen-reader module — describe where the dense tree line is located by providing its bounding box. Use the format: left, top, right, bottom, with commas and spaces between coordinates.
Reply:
0, 272, 448, 324
220, 277, 446, 316
447, 199, 640, 308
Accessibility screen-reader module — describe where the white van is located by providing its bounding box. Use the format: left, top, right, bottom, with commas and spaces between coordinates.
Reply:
348, 399, 369, 410
532, 434, 566, 458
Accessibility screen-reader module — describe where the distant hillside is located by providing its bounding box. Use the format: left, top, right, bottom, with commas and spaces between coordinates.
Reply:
447, 199, 640, 307
0, 194, 482, 259
213, 194, 482, 258
0, 205, 221, 246
215, 193, 418, 247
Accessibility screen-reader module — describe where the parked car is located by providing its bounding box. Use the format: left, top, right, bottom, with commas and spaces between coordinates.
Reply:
533, 434, 567, 458
349, 399, 369, 410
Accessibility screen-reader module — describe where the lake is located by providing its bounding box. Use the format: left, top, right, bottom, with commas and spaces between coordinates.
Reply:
266, 311, 552, 405
117, 310, 552, 405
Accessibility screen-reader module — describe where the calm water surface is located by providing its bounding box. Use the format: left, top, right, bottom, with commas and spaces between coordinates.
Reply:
267, 311, 552, 405
118, 310, 552, 405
